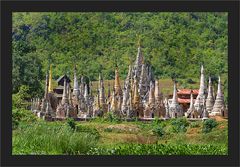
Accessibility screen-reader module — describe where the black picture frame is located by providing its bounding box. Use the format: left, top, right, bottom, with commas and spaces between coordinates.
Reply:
1, 0, 239, 166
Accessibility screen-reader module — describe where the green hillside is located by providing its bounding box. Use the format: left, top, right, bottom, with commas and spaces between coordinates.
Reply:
12, 12, 228, 98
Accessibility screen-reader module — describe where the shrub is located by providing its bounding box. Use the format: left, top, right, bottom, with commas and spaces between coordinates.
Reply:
12, 85, 31, 109
187, 78, 196, 84
66, 118, 76, 130
190, 121, 201, 128
151, 117, 162, 126
171, 117, 189, 133
152, 126, 165, 137
105, 112, 121, 123
202, 119, 218, 133
12, 108, 37, 129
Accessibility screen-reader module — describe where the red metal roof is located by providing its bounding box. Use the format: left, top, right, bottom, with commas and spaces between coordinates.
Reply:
178, 98, 195, 104
177, 89, 199, 95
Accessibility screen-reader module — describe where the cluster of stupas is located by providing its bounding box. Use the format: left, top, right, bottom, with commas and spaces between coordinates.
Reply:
31, 42, 228, 121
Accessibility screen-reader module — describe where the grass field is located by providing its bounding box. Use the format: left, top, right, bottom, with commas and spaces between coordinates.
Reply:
12, 109, 228, 155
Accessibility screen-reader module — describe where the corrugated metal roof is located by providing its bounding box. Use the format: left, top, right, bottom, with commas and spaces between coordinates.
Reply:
178, 98, 196, 104
177, 89, 199, 95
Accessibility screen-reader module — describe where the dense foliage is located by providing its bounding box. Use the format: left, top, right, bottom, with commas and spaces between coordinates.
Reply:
202, 119, 218, 133
12, 12, 228, 98
171, 117, 190, 133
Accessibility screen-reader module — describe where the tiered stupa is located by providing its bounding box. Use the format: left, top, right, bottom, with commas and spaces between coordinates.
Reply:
211, 76, 225, 116
206, 77, 215, 113
194, 65, 206, 116
169, 81, 183, 118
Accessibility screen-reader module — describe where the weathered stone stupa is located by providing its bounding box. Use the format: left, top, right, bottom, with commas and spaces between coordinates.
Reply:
194, 65, 206, 116
56, 78, 76, 119
211, 76, 225, 116
169, 81, 183, 118
153, 80, 164, 117
186, 91, 198, 118
206, 77, 215, 113
202, 99, 209, 120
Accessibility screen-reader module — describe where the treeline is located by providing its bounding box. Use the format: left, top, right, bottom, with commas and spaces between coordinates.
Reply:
12, 12, 228, 97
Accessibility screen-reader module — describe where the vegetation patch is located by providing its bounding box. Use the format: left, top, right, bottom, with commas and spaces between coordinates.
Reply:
13, 121, 99, 155
87, 143, 227, 155
202, 119, 218, 133
170, 118, 190, 133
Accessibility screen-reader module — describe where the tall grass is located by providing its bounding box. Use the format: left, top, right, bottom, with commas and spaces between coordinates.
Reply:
13, 121, 99, 155
87, 143, 227, 155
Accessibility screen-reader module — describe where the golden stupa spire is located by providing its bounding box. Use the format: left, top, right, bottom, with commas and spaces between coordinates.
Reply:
114, 66, 122, 96
48, 64, 53, 92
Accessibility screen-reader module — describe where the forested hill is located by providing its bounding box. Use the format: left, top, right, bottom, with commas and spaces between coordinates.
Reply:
12, 12, 228, 96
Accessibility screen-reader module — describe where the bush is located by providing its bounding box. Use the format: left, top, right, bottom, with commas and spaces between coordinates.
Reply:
152, 126, 165, 137
105, 112, 121, 123
12, 108, 37, 129
12, 85, 31, 109
187, 78, 196, 84
202, 119, 218, 133
171, 118, 189, 133
190, 121, 201, 128
151, 117, 162, 126
66, 118, 76, 130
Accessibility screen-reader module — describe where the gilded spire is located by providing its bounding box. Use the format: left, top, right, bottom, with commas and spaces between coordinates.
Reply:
114, 66, 122, 96
48, 64, 53, 93
44, 72, 49, 100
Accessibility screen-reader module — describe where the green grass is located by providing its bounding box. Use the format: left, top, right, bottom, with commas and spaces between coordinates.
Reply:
12, 110, 228, 155
87, 143, 227, 155
13, 121, 99, 155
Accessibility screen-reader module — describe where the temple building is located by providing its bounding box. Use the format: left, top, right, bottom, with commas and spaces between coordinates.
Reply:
30, 40, 226, 121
